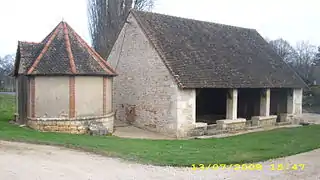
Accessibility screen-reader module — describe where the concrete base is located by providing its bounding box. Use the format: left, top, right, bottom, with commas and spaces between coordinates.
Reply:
27, 112, 114, 134
216, 118, 246, 131
251, 115, 277, 127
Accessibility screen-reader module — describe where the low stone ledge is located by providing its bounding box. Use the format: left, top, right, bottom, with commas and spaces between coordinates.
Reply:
207, 124, 218, 130
27, 112, 114, 135
280, 113, 294, 122
276, 121, 292, 126
245, 120, 253, 127
195, 122, 207, 129
216, 119, 246, 131
28, 113, 114, 121
251, 115, 277, 127
186, 122, 208, 137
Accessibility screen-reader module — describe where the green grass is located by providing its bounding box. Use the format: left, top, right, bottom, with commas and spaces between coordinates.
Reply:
1, 94, 320, 166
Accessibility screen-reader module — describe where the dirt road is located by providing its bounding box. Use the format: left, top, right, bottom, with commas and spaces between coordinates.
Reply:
0, 141, 319, 180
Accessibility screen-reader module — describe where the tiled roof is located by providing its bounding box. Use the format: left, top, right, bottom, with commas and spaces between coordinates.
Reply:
14, 21, 117, 76
131, 10, 306, 88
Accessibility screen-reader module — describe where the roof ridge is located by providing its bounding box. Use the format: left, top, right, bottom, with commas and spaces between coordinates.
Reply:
71, 28, 114, 75
68, 24, 117, 75
63, 22, 77, 74
27, 23, 63, 74
132, 10, 256, 32
89, 46, 117, 74
41, 22, 61, 43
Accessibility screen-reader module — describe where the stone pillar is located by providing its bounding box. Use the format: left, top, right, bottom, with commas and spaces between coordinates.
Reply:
252, 89, 277, 126
287, 88, 303, 115
176, 89, 197, 138
226, 89, 238, 120
260, 89, 270, 116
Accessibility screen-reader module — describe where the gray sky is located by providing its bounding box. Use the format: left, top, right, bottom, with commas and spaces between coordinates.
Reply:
0, 0, 319, 57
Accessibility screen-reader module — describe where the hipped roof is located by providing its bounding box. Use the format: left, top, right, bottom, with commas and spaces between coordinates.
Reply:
14, 21, 117, 76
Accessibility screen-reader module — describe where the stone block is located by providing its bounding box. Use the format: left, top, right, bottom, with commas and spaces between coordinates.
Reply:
280, 113, 294, 122
216, 119, 246, 131
50, 126, 59, 131
187, 122, 207, 137
251, 115, 277, 127
51, 121, 57, 126
187, 128, 205, 136
207, 124, 218, 130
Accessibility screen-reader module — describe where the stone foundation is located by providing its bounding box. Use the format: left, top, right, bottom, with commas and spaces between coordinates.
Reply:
187, 122, 207, 137
27, 112, 114, 134
216, 118, 246, 131
189, 114, 300, 138
251, 115, 277, 127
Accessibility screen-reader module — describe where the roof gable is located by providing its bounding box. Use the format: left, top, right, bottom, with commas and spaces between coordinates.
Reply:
131, 10, 306, 88
14, 21, 117, 76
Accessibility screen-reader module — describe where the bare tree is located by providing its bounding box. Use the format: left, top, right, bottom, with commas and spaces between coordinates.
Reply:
133, 0, 154, 10
314, 46, 320, 66
0, 54, 15, 91
87, 0, 155, 59
268, 38, 319, 84
292, 41, 317, 83
269, 38, 296, 63
87, 0, 108, 58
0, 54, 14, 75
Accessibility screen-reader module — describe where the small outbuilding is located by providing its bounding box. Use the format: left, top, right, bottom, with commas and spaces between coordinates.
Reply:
13, 21, 117, 134
108, 10, 307, 138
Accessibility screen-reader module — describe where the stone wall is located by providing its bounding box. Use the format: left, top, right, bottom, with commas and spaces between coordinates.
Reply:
32, 76, 112, 118
35, 76, 69, 118
75, 76, 106, 117
27, 112, 114, 134
108, 13, 179, 136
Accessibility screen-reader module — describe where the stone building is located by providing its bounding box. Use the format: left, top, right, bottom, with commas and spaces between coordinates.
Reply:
13, 21, 117, 134
108, 10, 307, 138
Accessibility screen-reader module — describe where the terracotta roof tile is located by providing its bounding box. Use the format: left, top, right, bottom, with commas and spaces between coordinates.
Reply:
14, 21, 117, 76
131, 10, 306, 88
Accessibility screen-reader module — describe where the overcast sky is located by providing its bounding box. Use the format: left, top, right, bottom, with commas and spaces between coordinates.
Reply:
0, 0, 319, 57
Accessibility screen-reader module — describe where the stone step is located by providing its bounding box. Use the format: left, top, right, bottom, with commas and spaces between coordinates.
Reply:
207, 124, 218, 130
206, 129, 228, 135
244, 125, 262, 130
114, 120, 130, 127
188, 129, 206, 136
276, 121, 292, 126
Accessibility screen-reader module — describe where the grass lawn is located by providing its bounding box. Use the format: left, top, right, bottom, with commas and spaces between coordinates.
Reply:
1, 94, 320, 166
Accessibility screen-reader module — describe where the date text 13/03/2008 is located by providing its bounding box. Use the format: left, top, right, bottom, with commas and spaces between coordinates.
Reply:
191, 164, 305, 171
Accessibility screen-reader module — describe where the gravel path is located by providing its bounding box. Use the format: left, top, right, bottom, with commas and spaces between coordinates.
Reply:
0, 141, 319, 180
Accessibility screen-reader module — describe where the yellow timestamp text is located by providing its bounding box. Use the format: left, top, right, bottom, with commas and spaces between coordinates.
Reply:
191, 163, 305, 171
